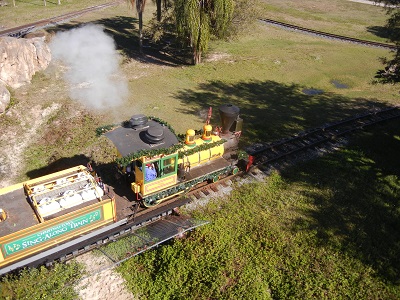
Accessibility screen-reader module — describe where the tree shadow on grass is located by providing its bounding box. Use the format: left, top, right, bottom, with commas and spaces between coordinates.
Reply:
282, 119, 400, 284
95, 16, 191, 65
46, 16, 189, 66
25, 154, 91, 179
367, 25, 393, 40
173, 79, 391, 146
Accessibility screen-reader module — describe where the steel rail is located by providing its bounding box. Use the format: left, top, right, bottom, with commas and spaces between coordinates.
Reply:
246, 106, 400, 167
260, 18, 398, 51
0, 1, 123, 38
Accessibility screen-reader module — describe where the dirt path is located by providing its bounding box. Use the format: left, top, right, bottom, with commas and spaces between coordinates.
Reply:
74, 252, 136, 300
0, 102, 61, 188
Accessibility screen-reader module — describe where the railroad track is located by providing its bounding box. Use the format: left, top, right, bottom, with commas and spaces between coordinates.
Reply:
260, 18, 397, 51
0, 1, 123, 38
246, 106, 400, 170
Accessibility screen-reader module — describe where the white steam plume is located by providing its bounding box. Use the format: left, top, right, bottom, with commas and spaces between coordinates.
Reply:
49, 24, 128, 110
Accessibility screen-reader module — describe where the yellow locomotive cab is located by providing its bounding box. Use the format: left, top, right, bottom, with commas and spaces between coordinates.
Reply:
130, 153, 179, 197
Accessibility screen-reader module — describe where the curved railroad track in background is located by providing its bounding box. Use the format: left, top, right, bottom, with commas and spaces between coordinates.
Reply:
260, 18, 398, 51
1, 5, 397, 53
0, 1, 123, 38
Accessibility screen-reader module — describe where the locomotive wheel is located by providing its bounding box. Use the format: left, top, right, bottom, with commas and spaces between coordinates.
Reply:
142, 189, 185, 207
211, 174, 220, 183
143, 197, 162, 208
232, 167, 239, 175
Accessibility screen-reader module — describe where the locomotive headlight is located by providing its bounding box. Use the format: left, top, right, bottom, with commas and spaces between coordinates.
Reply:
185, 129, 196, 147
202, 124, 213, 142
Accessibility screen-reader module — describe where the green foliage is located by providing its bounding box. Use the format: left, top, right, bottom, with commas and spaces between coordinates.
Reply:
96, 124, 118, 137
175, 0, 234, 64
212, 0, 234, 38
374, 0, 400, 83
0, 262, 83, 300
229, 0, 262, 37
115, 139, 226, 167
96, 228, 157, 262
5, 89, 17, 112
115, 144, 181, 166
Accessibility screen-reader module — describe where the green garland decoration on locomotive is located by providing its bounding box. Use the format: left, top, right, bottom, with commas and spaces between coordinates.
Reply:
115, 139, 227, 167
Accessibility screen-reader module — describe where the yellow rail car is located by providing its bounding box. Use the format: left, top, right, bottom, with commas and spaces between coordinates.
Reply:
0, 166, 116, 270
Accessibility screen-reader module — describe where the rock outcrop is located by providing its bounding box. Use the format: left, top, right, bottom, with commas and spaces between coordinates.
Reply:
0, 82, 10, 113
0, 36, 51, 89
0, 35, 51, 113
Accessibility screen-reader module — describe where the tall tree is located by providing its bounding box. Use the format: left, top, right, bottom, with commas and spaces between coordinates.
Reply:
374, 0, 400, 83
155, 0, 162, 21
153, 0, 170, 21
129, 0, 147, 54
175, 0, 234, 65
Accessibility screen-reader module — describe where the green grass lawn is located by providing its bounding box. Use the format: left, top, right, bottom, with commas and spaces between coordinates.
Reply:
259, 0, 393, 43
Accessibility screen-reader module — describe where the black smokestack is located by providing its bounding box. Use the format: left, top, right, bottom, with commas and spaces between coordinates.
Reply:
219, 104, 240, 134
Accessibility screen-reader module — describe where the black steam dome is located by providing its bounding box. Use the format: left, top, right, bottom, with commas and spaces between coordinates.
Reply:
144, 126, 165, 144
130, 114, 148, 128
105, 116, 179, 156
219, 104, 240, 134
